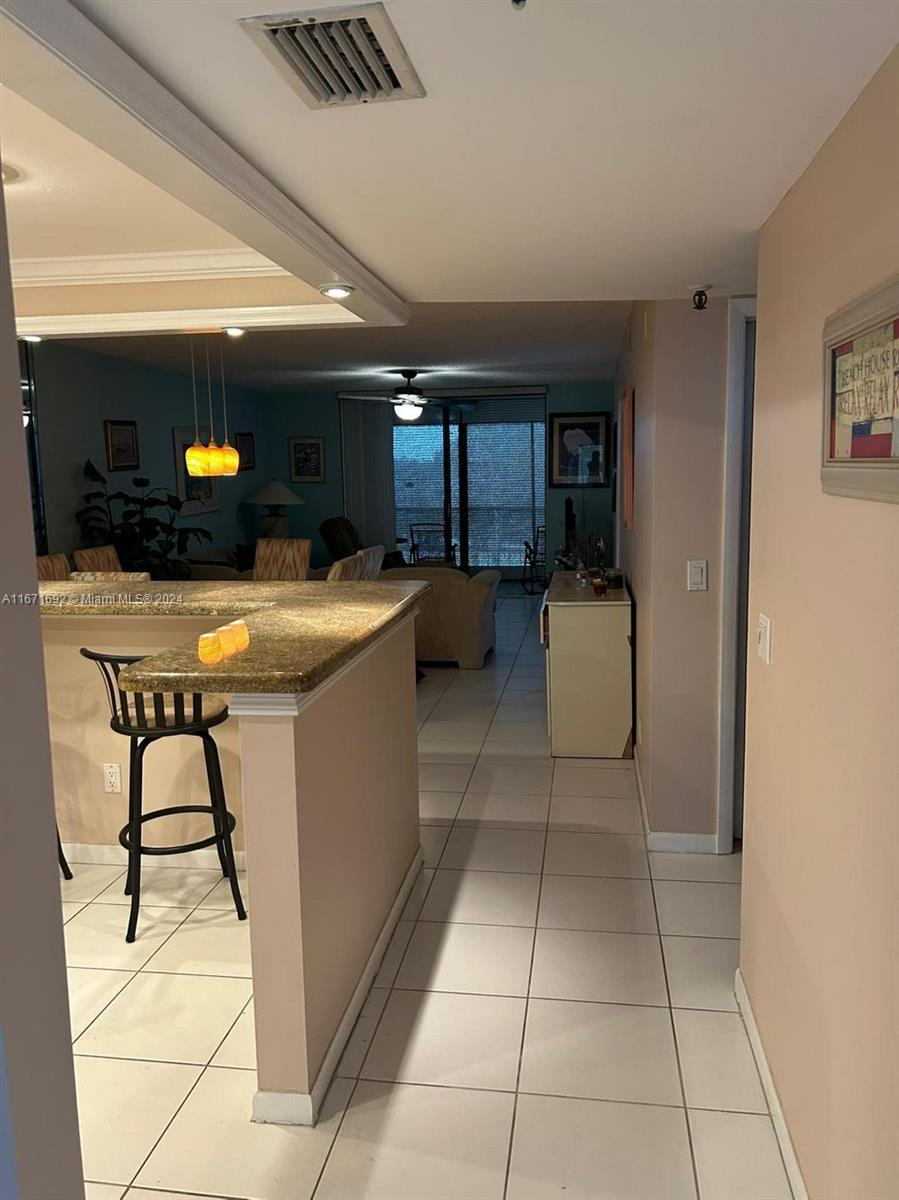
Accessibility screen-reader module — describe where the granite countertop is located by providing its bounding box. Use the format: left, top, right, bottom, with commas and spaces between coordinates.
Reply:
39, 579, 430, 694
546, 572, 631, 606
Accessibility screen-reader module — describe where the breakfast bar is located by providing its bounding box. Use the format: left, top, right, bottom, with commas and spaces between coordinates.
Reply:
40, 578, 429, 1125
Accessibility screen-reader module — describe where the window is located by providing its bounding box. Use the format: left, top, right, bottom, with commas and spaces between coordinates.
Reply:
467, 422, 544, 566
393, 410, 544, 569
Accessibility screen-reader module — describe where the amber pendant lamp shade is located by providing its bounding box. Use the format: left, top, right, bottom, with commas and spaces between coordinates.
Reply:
220, 440, 240, 476
185, 440, 209, 477
218, 340, 240, 476
185, 338, 210, 477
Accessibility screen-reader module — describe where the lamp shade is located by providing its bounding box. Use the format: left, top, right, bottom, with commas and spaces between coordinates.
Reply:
245, 479, 304, 508
220, 440, 240, 476
185, 440, 209, 477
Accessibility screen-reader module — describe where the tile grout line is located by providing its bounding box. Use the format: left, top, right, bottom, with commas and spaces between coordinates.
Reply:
647, 849, 702, 1199
498, 613, 551, 1200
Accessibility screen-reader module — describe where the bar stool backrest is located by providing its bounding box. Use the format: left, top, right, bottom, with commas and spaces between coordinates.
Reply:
80, 647, 210, 732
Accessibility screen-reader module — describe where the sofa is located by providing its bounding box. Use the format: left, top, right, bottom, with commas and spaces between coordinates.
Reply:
380, 566, 501, 669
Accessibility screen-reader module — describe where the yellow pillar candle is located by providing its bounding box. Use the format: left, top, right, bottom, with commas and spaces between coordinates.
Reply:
197, 632, 223, 664
216, 623, 238, 656
228, 619, 250, 652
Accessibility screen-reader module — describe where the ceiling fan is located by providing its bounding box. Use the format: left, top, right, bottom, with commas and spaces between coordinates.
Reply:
342, 369, 431, 421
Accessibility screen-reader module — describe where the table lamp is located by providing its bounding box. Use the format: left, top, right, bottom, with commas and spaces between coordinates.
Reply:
245, 479, 304, 538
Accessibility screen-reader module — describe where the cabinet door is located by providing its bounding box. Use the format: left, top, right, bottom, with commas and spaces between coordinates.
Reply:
548, 605, 632, 758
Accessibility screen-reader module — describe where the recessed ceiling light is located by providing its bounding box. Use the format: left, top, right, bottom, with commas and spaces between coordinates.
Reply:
223, 326, 245, 338
319, 284, 354, 300
21, 334, 42, 343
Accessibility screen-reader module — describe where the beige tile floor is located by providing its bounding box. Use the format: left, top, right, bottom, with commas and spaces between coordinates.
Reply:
63, 595, 792, 1199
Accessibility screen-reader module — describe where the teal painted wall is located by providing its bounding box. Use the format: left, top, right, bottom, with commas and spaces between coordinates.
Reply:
545, 381, 617, 567
261, 392, 343, 567
32, 344, 344, 568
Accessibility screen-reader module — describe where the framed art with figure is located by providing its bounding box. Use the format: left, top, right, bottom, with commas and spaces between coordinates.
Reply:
548, 412, 611, 487
172, 427, 219, 515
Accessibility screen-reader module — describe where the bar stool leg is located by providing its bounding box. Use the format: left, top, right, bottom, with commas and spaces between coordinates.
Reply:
125, 739, 147, 943
57, 827, 73, 881
198, 732, 229, 879
201, 733, 246, 922
124, 737, 138, 896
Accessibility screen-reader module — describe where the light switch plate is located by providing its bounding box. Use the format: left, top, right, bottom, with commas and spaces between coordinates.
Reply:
687, 560, 708, 591
757, 613, 773, 665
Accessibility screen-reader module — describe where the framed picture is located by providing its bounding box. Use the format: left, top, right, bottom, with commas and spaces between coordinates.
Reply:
104, 420, 139, 471
172, 427, 219, 515
822, 276, 899, 503
289, 436, 325, 482
548, 412, 610, 488
235, 431, 256, 472
621, 388, 635, 529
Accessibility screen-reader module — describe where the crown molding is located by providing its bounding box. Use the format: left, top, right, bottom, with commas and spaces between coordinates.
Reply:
15, 303, 362, 338
0, 0, 408, 327
11, 248, 290, 288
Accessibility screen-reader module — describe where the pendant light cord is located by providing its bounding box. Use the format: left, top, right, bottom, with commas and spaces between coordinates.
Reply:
219, 338, 229, 442
205, 340, 215, 440
190, 337, 199, 440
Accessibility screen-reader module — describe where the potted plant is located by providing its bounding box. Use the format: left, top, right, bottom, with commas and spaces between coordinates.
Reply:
76, 460, 213, 579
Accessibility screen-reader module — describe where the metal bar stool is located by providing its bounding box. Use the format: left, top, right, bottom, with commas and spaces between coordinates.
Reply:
57, 828, 72, 880
80, 648, 247, 942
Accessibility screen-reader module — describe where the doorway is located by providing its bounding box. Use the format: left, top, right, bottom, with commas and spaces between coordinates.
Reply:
717, 299, 757, 852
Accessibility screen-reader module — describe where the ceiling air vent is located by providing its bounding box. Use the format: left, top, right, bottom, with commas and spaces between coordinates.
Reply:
239, 3, 425, 109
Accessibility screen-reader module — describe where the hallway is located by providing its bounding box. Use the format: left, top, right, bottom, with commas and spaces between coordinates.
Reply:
62, 597, 791, 1200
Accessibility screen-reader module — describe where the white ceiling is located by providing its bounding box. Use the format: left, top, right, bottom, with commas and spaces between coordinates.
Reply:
73, 0, 898, 302
60, 300, 631, 391
0, 87, 243, 258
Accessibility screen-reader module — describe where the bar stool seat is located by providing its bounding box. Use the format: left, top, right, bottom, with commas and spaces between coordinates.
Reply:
80, 648, 246, 942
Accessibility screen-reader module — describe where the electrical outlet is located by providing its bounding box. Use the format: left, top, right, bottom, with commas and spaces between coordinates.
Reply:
757, 613, 773, 665
103, 762, 122, 793
687, 560, 708, 591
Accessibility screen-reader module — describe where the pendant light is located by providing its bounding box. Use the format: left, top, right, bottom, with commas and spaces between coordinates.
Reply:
218, 337, 240, 476
204, 341, 225, 475
185, 338, 209, 477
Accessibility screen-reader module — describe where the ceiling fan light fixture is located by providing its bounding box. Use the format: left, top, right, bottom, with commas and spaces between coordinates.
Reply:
394, 401, 424, 421
319, 284, 354, 300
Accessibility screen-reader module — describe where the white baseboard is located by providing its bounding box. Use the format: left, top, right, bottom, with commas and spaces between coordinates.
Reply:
645, 831, 719, 853
63, 841, 247, 871
735, 968, 808, 1200
252, 846, 423, 1127
634, 755, 718, 854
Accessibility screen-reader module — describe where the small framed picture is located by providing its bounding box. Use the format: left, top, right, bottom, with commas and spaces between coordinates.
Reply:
821, 276, 899, 504
289, 436, 325, 482
548, 412, 611, 487
235, 431, 256, 472
104, 420, 139, 471
172, 427, 219, 515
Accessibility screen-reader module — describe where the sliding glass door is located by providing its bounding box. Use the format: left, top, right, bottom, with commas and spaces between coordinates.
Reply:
466, 422, 544, 566
393, 412, 544, 570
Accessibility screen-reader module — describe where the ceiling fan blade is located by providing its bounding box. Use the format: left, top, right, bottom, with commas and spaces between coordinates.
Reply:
340, 393, 395, 403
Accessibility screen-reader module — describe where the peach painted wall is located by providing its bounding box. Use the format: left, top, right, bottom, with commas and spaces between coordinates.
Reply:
0, 188, 84, 1194
618, 301, 657, 805
741, 47, 899, 1200
619, 298, 729, 835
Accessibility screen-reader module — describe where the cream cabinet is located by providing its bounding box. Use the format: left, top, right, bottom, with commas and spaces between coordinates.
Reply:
541, 572, 633, 759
